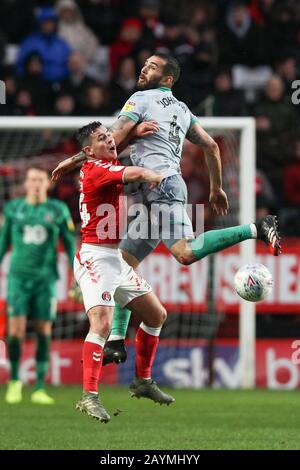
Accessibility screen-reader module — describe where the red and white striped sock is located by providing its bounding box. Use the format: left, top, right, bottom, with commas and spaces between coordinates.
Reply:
135, 323, 161, 380
82, 332, 105, 394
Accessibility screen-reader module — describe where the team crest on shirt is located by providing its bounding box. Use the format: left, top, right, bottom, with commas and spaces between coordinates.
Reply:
122, 101, 136, 112
44, 213, 54, 223
109, 165, 124, 172
67, 219, 75, 231
102, 291, 111, 302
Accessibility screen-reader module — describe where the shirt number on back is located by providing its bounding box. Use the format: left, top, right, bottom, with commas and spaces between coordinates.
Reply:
79, 193, 90, 228
168, 115, 181, 154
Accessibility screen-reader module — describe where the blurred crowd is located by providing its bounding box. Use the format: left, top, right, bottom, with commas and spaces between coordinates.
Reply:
0, 0, 300, 233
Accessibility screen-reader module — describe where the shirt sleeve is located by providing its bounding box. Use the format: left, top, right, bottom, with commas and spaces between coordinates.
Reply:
0, 203, 12, 264
188, 108, 199, 129
118, 92, 147, 123
91, 163, 127, 189
58, 202, 76, 267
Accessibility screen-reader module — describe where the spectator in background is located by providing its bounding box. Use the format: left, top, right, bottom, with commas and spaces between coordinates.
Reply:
195, 67, 248, 116
155, 17, 194, 67
135, 47, 154, 71
275, 55, 299, 91
283, 137, 300, 208
219, 0, 269, 66
190, 2, 216, 32
184, 2, 217, 46
281, 137, 300, 235
110, 17, 143, 76
80, 83, 112, 116
56, 0, 99, 64
160, 0, 187, 22
256, 169, 276, 219
255, 75, 299, 137
248, 0, 275, 26
254, 74, 299, 190
110, 56, 138, 112
21, 53, 52, 115
0, 70, 18, 115
138, 0, 164, 41
180, 41, 216, 110
56, 8, 111, 86
295, 19, 300, 66
60, 51, 94, 110
53, 92, 76, 116
76, 0, 123, 46
0, 30, 6, 68
268, 2, 299, 63
16, 7, 71, 83
85, 47, 111, 85
0, 0, 34, 44
13, 89, 36, 116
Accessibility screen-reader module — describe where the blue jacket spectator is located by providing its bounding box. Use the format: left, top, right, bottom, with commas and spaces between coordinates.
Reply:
16, 7, 71, 82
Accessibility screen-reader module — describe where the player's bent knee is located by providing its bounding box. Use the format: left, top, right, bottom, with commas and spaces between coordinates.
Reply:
150, 306, 167, 327
35, 321, 52, 336
100, 319, 112, 337
8, 318, 26, 338
88, 306, 113, 337
10, 331, 25, 340
90, 319, 111, 338
9, 326, 25, 339
159, 306, 167, 324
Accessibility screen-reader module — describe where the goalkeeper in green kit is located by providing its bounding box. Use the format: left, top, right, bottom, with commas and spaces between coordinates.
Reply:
0, 166, 76, 404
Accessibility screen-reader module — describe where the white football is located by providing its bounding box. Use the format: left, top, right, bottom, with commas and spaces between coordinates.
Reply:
234, 263, 273, 302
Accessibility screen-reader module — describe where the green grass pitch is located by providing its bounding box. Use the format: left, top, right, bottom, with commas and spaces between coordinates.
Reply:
1, 385, 299, 450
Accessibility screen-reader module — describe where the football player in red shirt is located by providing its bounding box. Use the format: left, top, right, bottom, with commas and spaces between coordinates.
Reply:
73, 121, 175, 423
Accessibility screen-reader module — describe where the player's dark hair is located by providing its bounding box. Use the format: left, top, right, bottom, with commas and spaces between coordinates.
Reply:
26, 165, 50, 178
153, 52, 181, 85
76, 121, 102, 148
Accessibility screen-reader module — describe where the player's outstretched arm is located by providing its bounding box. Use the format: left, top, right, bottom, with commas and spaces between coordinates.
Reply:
123, 167, 164, 188
116, 120, 159, 154
51, 151, 87, 182
109, 116, 137, 149
51, 120, 159, 182
50, 117, 133, 181
186, 122, 229, 216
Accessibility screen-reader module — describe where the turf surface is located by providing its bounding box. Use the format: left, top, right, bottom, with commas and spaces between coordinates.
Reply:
0, 386, 299, 450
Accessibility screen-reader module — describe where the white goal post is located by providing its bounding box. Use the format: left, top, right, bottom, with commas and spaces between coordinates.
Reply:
0, 116, 256, 389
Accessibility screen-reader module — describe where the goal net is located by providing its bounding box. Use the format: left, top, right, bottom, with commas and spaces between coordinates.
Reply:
0, 116, 255, 389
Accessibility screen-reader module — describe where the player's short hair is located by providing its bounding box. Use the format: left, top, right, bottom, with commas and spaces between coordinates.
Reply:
26, 165, 50, 178
153, 52, 181, 85
76, 121, 102, 148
